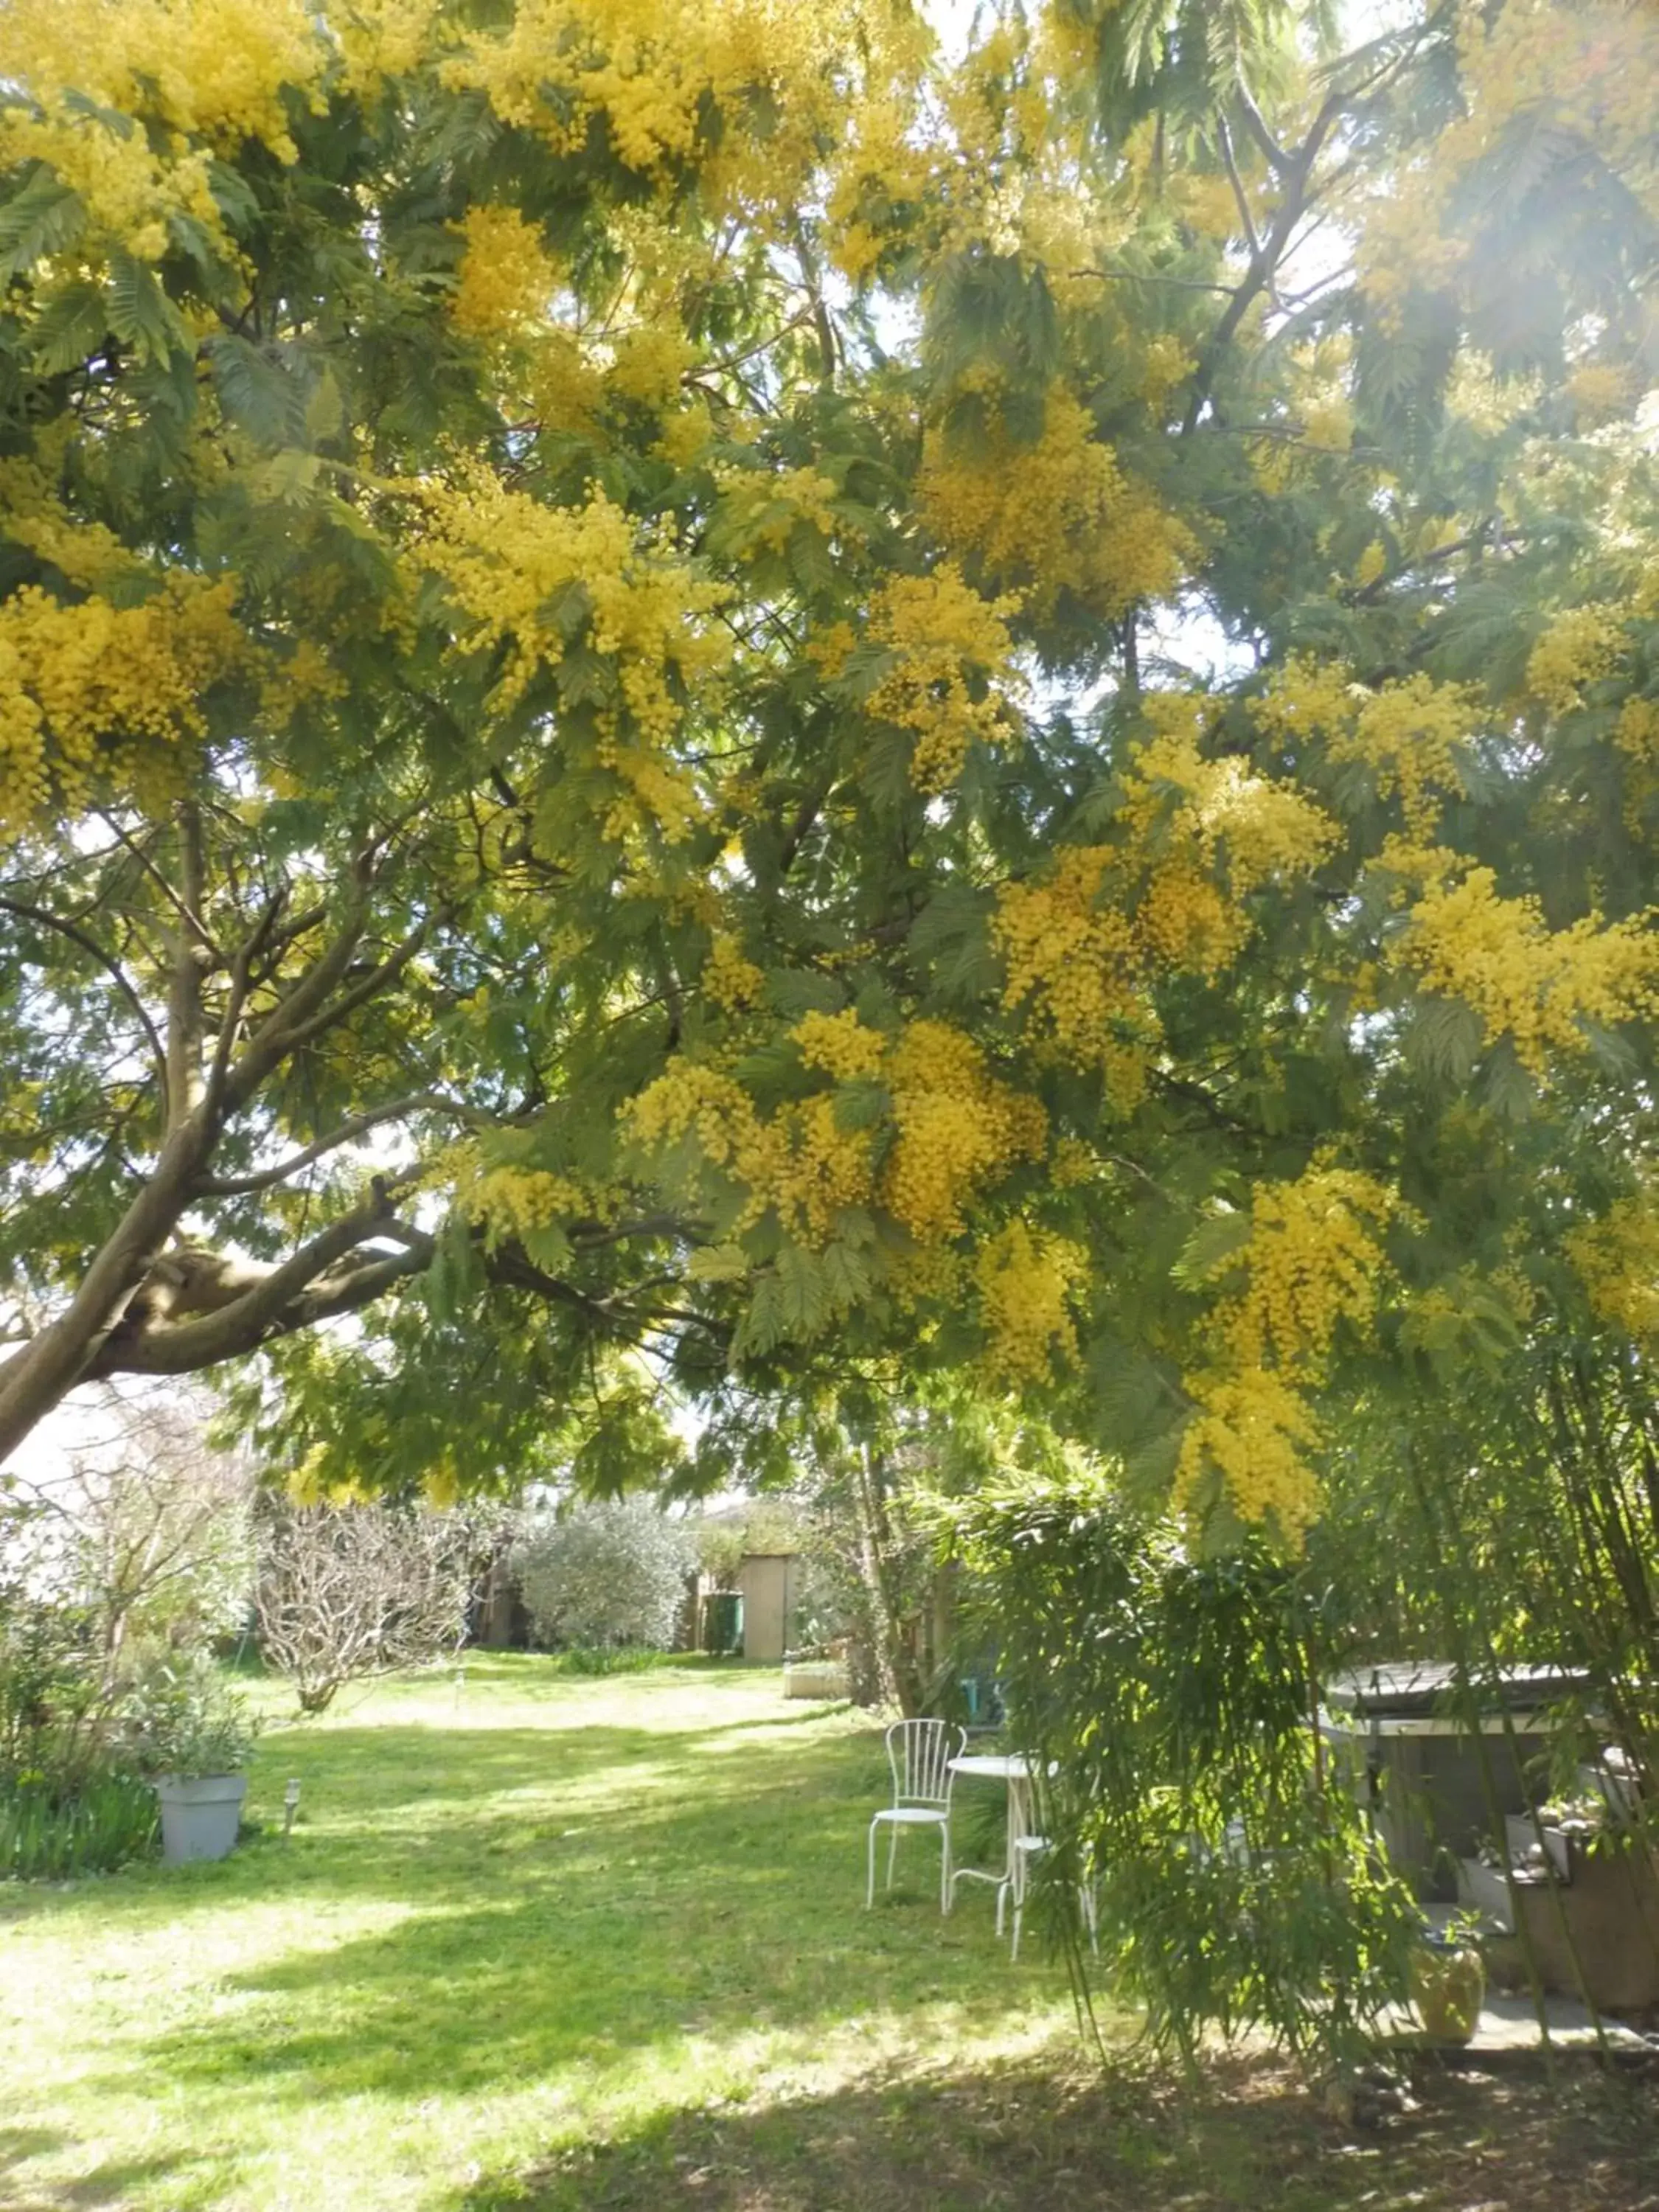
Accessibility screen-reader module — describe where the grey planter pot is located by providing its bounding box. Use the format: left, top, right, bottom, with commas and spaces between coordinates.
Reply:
155, 1773, 247, 1865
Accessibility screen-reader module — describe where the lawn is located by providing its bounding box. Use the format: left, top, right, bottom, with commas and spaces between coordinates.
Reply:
0, 1657, 1654, 2212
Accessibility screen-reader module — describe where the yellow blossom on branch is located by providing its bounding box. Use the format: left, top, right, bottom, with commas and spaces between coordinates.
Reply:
1175, 1368, 1325, 1540
975, 1219, 1085, 1383
919, 383, 1193, 619
1525, 605, 1627, 717
1565, 1192, 1659, 1343
1392, 866, 1659, 1077
863, 564, 1024, 793
451, 206, 560, 338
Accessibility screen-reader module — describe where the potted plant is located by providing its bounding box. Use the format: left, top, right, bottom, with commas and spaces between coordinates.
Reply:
126, 1656, 260, 1866
1408, 1921, 1486, 2045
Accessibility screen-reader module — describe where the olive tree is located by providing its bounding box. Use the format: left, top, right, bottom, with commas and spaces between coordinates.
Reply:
511, 1500, 695, 1653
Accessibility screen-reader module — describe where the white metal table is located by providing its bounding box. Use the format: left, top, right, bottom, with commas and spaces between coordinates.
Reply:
947, 1752, 1037, 1910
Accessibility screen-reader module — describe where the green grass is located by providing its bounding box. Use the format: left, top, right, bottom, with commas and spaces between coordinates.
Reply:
0, 1658, 1652, 2212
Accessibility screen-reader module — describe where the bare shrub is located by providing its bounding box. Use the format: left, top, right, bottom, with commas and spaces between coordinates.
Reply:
256, 1505, 481, 1713
6, 1384, 254, 1687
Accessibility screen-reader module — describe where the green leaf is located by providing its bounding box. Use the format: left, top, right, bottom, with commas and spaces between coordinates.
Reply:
206, 333, 311, 445
27, 281, 108, 377
253, 449, 324, 506
1402, 995, 1485, 1086
821, 1239, 873, 1311
304, 369, 345, 446
521, 1222, 574, 1275
775, 1243, 827, 1337
731, 1273, 787, 1360
1173, 1210, 1253, 1288
686, 1242, 750, 1282
105, 251, 189, 366
0, 168, 86, 285
832, 1078, 890, 1133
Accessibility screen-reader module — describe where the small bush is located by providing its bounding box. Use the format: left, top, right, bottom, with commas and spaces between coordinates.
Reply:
512, 1500, 694, 1652
123, 1652, 259, 1778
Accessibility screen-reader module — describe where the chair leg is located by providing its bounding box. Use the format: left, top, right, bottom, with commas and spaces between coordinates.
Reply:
939, 1823, 951, 1915
1010, 1900, 1023, 1962
866, 1818, 877, 1908
886, 1820, 899, 1891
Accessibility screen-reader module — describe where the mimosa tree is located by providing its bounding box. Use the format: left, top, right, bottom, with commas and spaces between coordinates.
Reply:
0, 0, 1654, 1602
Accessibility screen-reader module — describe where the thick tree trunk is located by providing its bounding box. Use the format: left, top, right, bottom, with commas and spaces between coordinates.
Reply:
0, 858, 399, 1464
851, 1446, 925, 1717
0, 1116, 220, 1463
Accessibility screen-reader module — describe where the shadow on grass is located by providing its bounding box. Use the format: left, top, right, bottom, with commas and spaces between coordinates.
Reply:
451, 2050, 1659, 2212
0, 2132, 192, 2212
58, 1717, 1027, 2123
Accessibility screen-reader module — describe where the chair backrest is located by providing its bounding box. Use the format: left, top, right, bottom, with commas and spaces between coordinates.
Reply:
885, 1718, 966, 1808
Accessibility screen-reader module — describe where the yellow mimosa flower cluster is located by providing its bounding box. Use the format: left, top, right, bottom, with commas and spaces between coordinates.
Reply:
417, 470, 728, 838
1615, 698, 1659, 764
712, 466, 844, 557
995, 708, 1334, 1091
1176, 1166, 1405, 1536
444, 0, 883, 218
631, 1012, 1046, 1263
863, 564, 1023, 793
918, 384, 1192, 619
1565, 1192, 1659, 1343
995, 842, 1149, 1084
0, 456, 137, 593
1203, 1169, 1403, 1379
974, 1219, 1085, 1382
1357, 1, 1659, 315
1393, 866, 1659, 1077
0, 0, 324, 256
628, 1059, 874, 1244
1120, 715, 1338, 969
1564, 361, 1635, 428
824, 77, 937, 283
607, 324, 698, 412
0, 577, 250, 831
1525, 605, 1627, 716
703, 937, 765, 1014
450, 206, 560, 338
331, 0, 443, 97
1175, 1368, 1326, 1540
457, 1163, 595, 1251
882, 1018, 1047, 1242
793, 1007, 888, 1082
1254, 658, 1481, 839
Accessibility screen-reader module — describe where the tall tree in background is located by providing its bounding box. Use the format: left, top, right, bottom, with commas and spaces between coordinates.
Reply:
0, 0, 1655, 1631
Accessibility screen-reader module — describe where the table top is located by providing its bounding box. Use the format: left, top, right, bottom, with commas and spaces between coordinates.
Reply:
1323, 1661, 1593, 1717
949, 1753, 1033, 1780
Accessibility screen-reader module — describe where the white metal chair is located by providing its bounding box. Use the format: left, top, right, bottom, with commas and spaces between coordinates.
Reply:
866, 1719, 966, 1913
996, 1832, 1100, 1961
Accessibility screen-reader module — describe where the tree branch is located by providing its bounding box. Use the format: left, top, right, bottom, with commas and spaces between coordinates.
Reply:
1234, 84, 1293, 178
94, 811, 223, 959
1182, 90, 1347, 435
87, 1197, 418, 1377
1215, 116, 1262, 261
192, 1095, 458, 1197
276, 911, 439, 1060
0, 897, 170, 1112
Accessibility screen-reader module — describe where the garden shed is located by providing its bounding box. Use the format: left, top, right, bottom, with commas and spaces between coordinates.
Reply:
737, 1551, 801, 1663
